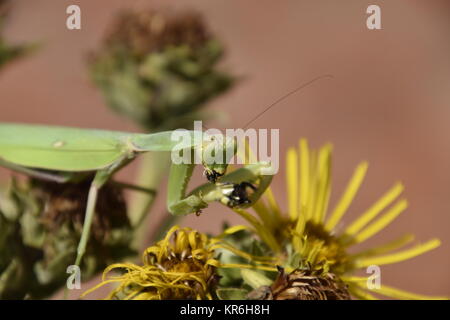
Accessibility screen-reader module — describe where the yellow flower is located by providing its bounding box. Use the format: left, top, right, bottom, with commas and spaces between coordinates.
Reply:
234, 138, 447, 300
82, 225, 275, 300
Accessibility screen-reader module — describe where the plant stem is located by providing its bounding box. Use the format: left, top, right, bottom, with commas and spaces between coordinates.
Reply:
129, 151, 170, 250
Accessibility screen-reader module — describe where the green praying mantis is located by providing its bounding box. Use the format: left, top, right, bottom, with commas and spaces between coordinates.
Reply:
0, 123, 273, 270
0, 75, 331, 281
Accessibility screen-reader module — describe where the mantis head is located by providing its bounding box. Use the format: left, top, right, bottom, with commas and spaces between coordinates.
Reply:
200, 134, 237, 183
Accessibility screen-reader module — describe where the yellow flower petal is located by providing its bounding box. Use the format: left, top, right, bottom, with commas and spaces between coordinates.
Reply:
369, 284, 448, 300
356, 238, 441, 268
345, 182, 404, 235
326, 162, 368, 231
233, 208, 281, 253
313, 144, 332, 223
353, 199, 408, 244
348, 284, 378, 300
264, 186, 282, 218
219, 225, 251, 237
299, 138, 310, 217
350, 234, 415, 258
287, 147, 299, 220
252, 199, 278, 230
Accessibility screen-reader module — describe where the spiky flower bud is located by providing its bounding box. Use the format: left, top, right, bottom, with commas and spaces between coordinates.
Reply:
89, 9, 233, 130
0, 178, 134, 299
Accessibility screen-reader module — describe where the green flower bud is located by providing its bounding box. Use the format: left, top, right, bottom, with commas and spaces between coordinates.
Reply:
88, 9, 234, 130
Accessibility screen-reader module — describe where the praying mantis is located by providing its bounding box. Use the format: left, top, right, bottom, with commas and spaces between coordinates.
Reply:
0, 74, 331, 280
0, 123, 273, 271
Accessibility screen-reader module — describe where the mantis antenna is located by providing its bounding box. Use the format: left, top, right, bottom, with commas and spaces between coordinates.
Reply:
242, 74, 334, 129
201, 74, 334, 130
202, 74, 334, 130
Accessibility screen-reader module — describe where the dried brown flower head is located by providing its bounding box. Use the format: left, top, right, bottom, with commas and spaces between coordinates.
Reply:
248, 266, 351, 300
0, 177, 134, 299
104, 9, 210, 59
29, 178, 129, 242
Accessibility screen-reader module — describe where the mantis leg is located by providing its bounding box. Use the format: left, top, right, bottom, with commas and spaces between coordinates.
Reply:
64, 169, 111, 299
0, 159, 80, 183
167, 162, 209, 216
167, 162, 273, 215
194, 163, 273, 208
74, 169, 111, 267
111, 181, 156, 196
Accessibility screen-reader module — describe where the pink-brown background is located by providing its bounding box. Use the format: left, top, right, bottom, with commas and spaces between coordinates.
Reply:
0, 0, 449, 298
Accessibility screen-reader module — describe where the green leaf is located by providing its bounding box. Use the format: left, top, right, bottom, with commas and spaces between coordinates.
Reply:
241, 269, 272, 289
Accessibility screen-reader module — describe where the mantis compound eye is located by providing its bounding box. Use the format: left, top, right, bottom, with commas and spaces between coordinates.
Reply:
219, 182, 257, 208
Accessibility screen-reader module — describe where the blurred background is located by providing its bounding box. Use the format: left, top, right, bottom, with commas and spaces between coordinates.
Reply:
0, 0, 449, 297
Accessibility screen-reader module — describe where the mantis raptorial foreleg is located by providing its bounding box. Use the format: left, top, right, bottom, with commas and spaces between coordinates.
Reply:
167, 161, 274, 215
167, 161, 208, 215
